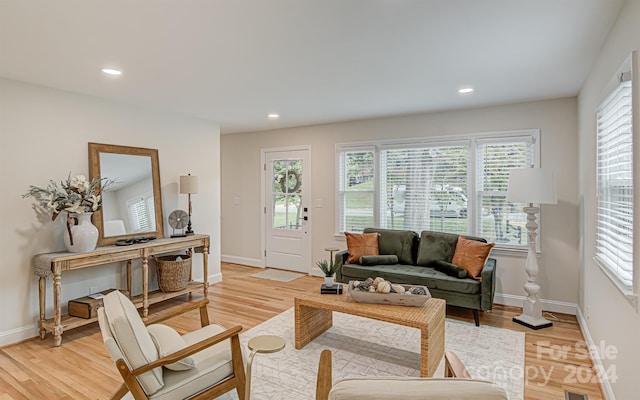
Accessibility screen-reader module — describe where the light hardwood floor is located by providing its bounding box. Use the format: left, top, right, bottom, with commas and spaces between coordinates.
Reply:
0, 262, 603, 400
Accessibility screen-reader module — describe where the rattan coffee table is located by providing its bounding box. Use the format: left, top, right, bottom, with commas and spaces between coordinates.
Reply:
294, 291, 446, 377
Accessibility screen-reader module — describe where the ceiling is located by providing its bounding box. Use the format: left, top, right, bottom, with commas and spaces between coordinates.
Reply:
0, 0, 625, 134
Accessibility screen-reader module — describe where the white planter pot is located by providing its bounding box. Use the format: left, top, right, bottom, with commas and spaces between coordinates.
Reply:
324, 276, 335, 287
64, 212, 99, 253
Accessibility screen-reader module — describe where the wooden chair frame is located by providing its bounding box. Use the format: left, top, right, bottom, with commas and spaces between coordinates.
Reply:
107, 299, 246, 400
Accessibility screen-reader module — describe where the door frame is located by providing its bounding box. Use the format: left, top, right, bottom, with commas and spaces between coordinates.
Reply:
261, 145, 312, 273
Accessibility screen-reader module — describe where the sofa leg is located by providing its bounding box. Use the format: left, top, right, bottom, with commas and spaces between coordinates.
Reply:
472, 309, 480, 327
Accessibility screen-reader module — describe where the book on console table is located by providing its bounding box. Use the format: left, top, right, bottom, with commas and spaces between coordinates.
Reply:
320, 283, 343, 294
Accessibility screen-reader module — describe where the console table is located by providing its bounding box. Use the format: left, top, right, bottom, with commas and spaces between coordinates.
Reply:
33, 234, 210, 346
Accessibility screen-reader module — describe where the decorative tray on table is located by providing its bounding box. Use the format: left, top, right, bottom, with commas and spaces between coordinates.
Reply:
348, 278, 431, 307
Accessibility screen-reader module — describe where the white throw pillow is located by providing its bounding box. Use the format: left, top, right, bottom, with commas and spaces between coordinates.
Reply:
147, 324, 197, 371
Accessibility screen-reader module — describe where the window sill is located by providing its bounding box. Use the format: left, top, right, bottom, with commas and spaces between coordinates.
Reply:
593, 256, 639, 312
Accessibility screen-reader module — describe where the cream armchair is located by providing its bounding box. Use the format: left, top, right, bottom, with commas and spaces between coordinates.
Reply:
316, 350, 507, 400
97, 290, 246, 400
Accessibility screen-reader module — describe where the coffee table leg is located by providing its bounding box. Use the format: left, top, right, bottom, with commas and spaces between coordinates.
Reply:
295, 303, 332, 349
420, 315, 445, 377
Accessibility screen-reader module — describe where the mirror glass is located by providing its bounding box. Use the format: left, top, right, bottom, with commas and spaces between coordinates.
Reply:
89, 143, 164, 246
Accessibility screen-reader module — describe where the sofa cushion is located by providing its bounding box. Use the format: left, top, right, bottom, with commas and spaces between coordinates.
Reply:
363, 228, 418, 265
416, 231, 487, 266
452, 236, 495, 279
345, 232, 380, 264
360, 255, 399, 266
341, 263, 480, 295
430, 260, 468, 279
416, 231, 458, 266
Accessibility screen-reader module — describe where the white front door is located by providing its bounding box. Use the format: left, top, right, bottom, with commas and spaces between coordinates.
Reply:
263, 148, 311, 273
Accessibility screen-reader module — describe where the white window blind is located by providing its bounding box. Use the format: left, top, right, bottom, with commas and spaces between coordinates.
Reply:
477, 138, 533, 245
338, 148, 375, 232
127, 193, 157, 233
596, 79, 633, 289
379, 145, 468, 234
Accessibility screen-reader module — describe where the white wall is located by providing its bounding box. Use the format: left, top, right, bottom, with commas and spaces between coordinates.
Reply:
578, 0, 640, 398
0, 78, 221, 345
221, 97, 579, 306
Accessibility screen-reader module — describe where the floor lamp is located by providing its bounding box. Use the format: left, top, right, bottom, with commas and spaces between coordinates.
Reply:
506, 167, 557, 330
180, 174, 199, 236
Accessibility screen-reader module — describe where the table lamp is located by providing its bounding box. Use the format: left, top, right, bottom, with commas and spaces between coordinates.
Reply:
506, 167, 557, 330
179, 174, 199, 236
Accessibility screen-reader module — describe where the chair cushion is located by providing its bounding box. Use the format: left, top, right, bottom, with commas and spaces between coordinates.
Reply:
329, 378, 507, 400
149, 324, 235, 400
147, 324, 197, 371
363, 228, 419, 265
97, 307, 126, 366
103, 290, 164, 395
451, 236, 495, 278
345, 232, 380, 264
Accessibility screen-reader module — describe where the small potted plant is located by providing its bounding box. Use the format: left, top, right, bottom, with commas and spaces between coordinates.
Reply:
316, 259, 340, 287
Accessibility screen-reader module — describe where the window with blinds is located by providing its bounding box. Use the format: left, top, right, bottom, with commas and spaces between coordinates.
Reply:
127, 193, 157, 233
336, 130, 539, 249
337, 149, 375, 232
379, 145, 468, 234
595, 78, 633, 290
477, 138, 533, 245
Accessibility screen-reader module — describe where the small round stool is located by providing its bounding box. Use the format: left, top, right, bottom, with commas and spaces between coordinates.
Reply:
324, 247, 340, 261
245, 335, 286, 400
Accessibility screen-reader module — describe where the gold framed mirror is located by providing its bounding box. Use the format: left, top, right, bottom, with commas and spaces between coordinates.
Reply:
88, 143, 164, 246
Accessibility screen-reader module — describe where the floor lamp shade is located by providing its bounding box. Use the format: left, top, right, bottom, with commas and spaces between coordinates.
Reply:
506, 168, 557, 205
180, 175, 199, 194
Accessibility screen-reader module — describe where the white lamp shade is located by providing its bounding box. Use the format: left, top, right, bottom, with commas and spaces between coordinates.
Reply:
180, 175, 199, 194
506, 168, 557, 204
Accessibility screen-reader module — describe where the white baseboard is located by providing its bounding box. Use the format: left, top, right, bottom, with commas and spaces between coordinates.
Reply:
494, 293, 578, 315
221, 255, 264, 268
0, 324, 38, 347
576, 307, 616, 400
193, 272, 223, 285
209, 272, 223, 284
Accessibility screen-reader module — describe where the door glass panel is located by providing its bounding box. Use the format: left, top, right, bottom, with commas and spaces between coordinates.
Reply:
272, 159, 303, 230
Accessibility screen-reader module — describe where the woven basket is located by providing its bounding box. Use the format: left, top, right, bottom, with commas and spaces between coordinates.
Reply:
155, 254, 191, 292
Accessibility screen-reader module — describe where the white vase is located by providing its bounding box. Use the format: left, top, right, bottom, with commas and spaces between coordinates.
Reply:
64, 212, 99, 253
324, 275, 334, 287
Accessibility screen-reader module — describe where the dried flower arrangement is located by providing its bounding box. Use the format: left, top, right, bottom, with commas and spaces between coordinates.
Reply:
23, 174, 114, 244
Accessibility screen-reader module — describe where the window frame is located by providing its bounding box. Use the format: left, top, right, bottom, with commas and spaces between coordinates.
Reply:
593, 51, 639, 309
335, 129, 541, 252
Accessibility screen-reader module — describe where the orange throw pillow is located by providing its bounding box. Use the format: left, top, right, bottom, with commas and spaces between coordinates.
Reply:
345, 232, 379, 264
451, 236, 495, 279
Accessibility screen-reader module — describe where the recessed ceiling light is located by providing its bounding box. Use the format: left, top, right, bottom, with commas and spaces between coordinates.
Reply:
101, 68, 122, 76
267, 113, 280, 120
458, 87, 474, 94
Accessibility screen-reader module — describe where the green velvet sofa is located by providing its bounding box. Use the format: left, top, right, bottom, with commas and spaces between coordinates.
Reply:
335, 228, 496, 326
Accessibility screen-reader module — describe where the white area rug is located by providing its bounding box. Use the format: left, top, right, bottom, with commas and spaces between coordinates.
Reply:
217, 308, 524, 400
251, 269, 305, 282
